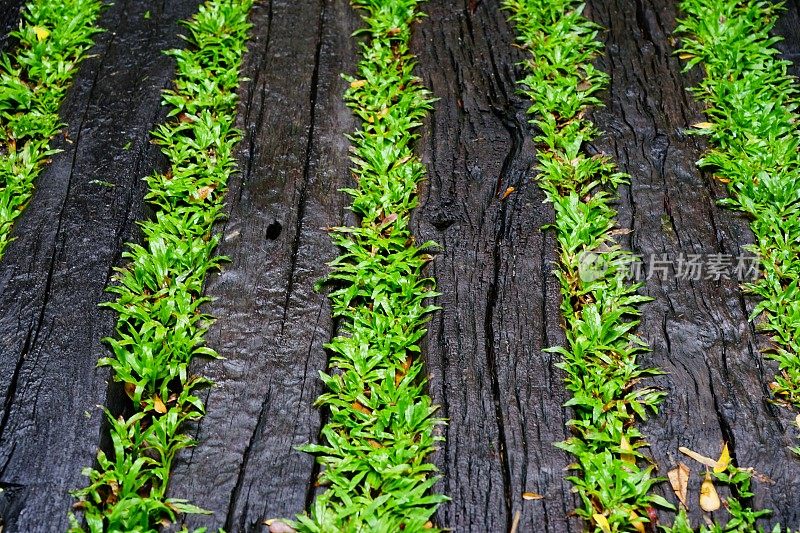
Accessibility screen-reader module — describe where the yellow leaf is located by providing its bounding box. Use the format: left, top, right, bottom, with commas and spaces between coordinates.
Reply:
593, 514, 611, 533
714, 443, 730, 473
699, 471, 721, 512
350, 79, 367, 89
630, 511, 645, 533
522, 491, 543, 500
501, 186, 515, 200
692, 121, 714, 130
795, 414, 800, 428
153, 395, 167, 414
620, 435, 636, 464
667, 462, 690, 507
33, 26, 50, 41
679, 53, 694, 60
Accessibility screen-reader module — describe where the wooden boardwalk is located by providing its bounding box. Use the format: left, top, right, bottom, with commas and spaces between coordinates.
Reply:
0, 0, 798, 531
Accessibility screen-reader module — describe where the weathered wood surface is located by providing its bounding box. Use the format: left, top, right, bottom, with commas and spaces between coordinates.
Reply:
0, 0, 799, 531
411, 1, 579, 531
167, 0, 359, 530
588, 0, 800, 526
0, 1, 22, 52
0, 2, 201, 531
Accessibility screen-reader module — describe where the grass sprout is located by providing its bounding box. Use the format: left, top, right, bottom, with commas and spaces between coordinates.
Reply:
675, 0, 800, 411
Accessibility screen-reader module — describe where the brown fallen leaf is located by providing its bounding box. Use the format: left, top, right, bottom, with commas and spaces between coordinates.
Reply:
501, 186, 515, 200
522, 491, 543, 500
795, 414, 800, 428
510, 511, 521, 533
195, 186, 214, 201
124, 382, 136, 399
352, 401, 371, 415
668, 462, 690, 507
577, 80, 592, 92
713, 443, 730, 473
380, 213, 398, 227
679, 446, 718, 468
699, 471, 721, 512
692, 121, 714, 130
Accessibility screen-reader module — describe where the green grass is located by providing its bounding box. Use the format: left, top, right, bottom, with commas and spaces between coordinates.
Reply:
504, 0, 672, 530
0, 0, 103, 259
292, 1, 446, 531
69, 0, 252, 530
675, 0, 800, 410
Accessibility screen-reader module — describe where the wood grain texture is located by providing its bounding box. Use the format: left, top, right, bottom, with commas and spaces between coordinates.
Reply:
167, 0, 359, 530
411, 1, 579, 531
0, 0, 799, 531
0, 0, 22, 52
588, 0, 800, 525
0, 2, 201, 530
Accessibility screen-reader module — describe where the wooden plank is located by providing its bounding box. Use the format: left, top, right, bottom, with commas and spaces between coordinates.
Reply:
411, 1, 580, 531
166, 0, 360, 529
588, 0, 800, 524
0, 1, 201, 530
776, 0, 800, 80
0, 1, 23, 52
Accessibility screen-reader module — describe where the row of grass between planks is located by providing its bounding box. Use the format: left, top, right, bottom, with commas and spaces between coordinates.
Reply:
504, 0, 784, 530
0, 0, 103, 259
503, 1, 672, 529
69, 1, 253, 530
292, 0, 446, 531
675, 0, 800, 412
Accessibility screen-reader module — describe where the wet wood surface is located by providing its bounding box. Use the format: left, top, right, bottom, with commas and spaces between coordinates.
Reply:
0, 0, 799, 531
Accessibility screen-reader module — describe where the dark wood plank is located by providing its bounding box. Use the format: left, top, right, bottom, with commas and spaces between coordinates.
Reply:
776, 0, 800, 80
166, 0, 359, 530
588, 0, 800, 524
411, 1, 580, 531
0, 1, 201, 530
0, 1, 23, 52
